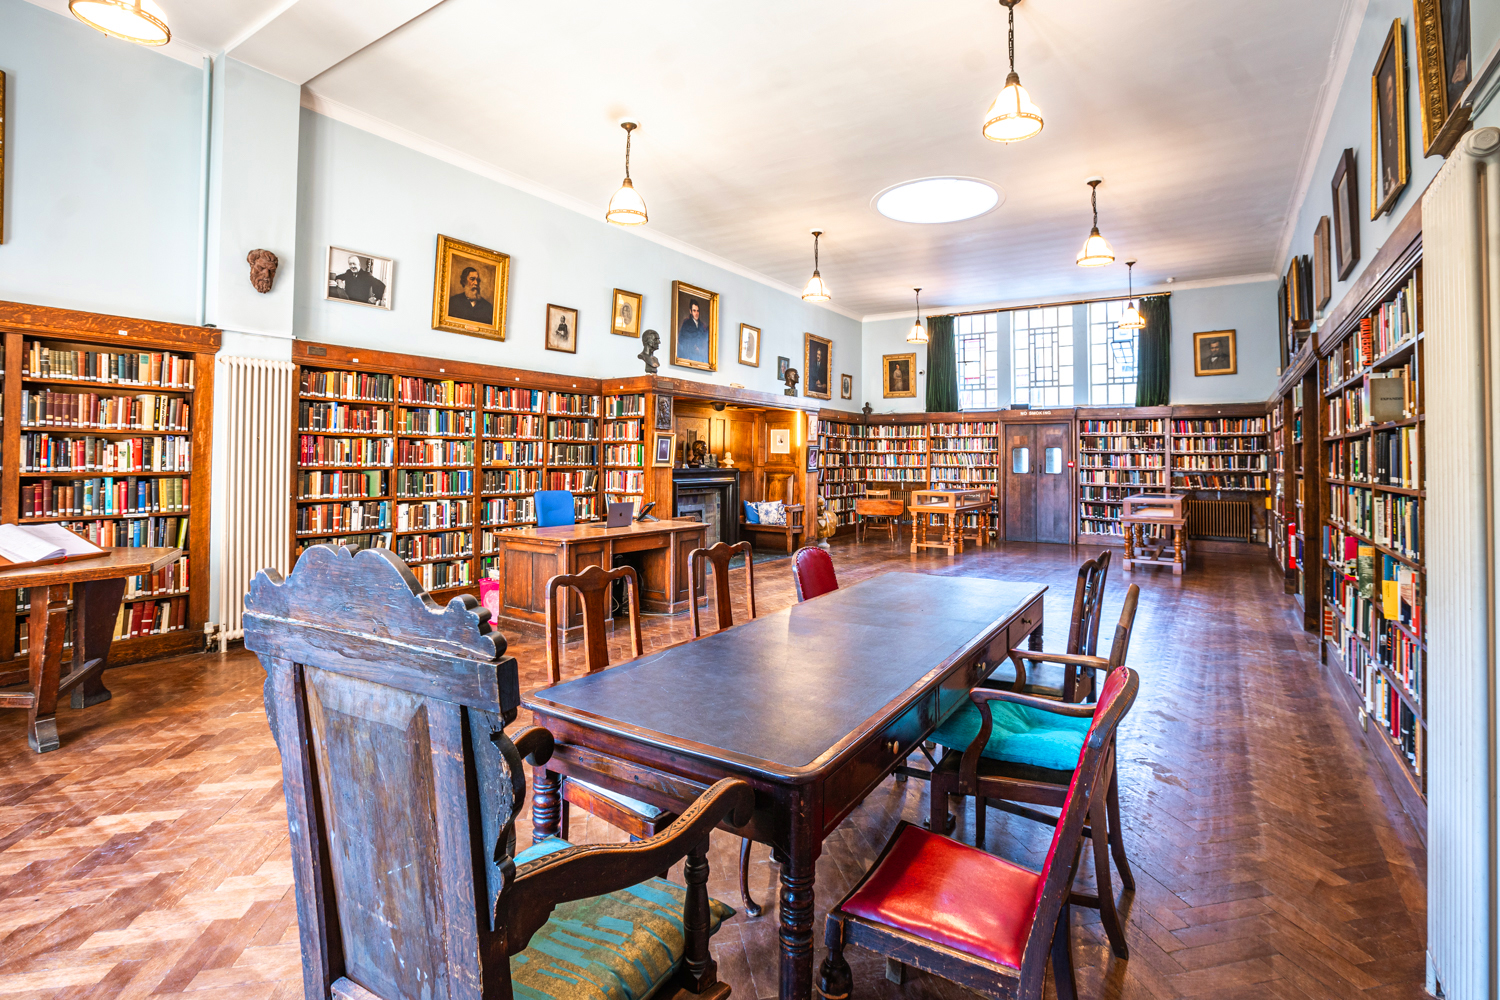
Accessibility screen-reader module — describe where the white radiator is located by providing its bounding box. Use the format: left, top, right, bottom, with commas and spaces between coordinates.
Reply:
214, 357, 295, 648
1425, 125, 1500, 1000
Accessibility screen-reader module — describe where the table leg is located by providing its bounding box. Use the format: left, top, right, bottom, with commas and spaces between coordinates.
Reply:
911, 513, 921, 553
776, 819, 818, 1000
26, 586, 68, 753
1174, 525, 1185, 576
531, 766, 562, 845
69, 578, 125, 709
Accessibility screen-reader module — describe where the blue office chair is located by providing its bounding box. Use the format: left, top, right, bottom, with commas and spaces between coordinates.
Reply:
535, 490, 576, 527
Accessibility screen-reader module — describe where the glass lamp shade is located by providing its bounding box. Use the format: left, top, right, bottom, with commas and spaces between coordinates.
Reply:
1076, 227, 1115, 267
1119, 301, 1146, 329
801, 271, 831, 302
982, 73, 1044, 142
907, 321, 929, 344
69, 0, 170, 44
605, 178, 648, 226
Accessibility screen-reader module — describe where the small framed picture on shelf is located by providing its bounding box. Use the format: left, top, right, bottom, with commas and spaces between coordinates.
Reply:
612, 289, 642, 337
545, 304, 579, 353
1193, 330, 1237, 377
1370, 18, 1409, 219
840, 373, 853, 399
777, 355, 791, 381
738, 323, 760, 366
652, 432, 676, 466
326, 247, 393, 309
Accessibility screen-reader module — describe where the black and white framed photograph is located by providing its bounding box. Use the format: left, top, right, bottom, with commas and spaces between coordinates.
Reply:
326, 246, 392, 309
546, 304, 579, 354
840, 373, 853, 399
738, 323, 760, 367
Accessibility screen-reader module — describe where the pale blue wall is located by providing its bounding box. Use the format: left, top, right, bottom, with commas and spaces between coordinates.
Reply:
294, 111, 860, 394
0, 0, 204, 322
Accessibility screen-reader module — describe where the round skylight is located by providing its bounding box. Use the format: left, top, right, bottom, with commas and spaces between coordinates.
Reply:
873, 177, 1002, 224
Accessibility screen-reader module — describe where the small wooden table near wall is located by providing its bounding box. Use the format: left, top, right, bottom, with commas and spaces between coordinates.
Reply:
486, 519, 706, 638
1121, 494, 1188, 575
909, 488, 991, 556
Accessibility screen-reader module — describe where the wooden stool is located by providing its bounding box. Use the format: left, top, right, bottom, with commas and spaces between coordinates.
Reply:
1121, 494, 1188, 575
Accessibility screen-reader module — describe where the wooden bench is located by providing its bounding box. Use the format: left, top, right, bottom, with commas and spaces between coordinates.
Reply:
739, 483, 806, 552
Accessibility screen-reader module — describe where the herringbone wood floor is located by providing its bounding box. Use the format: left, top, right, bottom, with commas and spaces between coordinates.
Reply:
0, 538, 1428, 999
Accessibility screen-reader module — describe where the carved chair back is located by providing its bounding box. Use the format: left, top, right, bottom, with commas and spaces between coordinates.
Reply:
545, 564, 644, 684
1066, 549, 1111, 657
689, 541, 755, 637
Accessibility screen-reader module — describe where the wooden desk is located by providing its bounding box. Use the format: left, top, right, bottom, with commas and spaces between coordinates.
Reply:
909, 488, 992, 555
1122, 494, 1188, 574
0, 547, 181, 752
488, 519, 706, 637
525, 572, 1046, 1000
853, 497, 903, 542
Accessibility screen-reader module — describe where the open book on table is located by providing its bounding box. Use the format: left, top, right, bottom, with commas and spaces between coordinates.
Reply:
0, 523, 108, 569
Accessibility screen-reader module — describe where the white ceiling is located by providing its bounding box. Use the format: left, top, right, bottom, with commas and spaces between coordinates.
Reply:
39, 0, 1353, 317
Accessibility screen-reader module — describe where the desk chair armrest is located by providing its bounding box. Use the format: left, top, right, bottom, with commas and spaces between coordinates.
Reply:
957, 689, 1096, 788
1006, 647, 1110, 694
503, 778, 754, 952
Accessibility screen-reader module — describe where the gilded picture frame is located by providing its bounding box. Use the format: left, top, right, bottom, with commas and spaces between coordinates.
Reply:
432, 234, 509, 340
1412, 0, 1472, 157
652, 432, 676, 467
1370, 19, 1410, 220
883, 353, 917, 398
738, 323, 761, 367
1313, 216, 1332, 311
612, 288, 642, 337
1331, 148, 1360, 281
670, 280, 719, 372
803, 332, 832, 400
1193, 330, 1237, 377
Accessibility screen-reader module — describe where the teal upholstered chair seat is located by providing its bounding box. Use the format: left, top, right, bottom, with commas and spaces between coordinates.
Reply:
572, 779, 669, 821
930, 699, 1093, 772
511, 837, 735, 1000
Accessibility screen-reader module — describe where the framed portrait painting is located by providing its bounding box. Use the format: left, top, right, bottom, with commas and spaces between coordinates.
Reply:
326, 246, 393, 309
1313, 216, 1332, 311
1331, 148, 1360, 281
652, 432, 676, 467
738, 323, 760, 367
1413, 0, 1472, 157
1371, 19, 1409, 219
777, 356, 791, 381
883, 353, 916, 398
611, 289, 642, 337
671, 280, 719, 371
432, 235, 508, 339
803, 333, 832, 400
545, 304, 578, 354
1193, 330, 1237, 377
840, 373, 853, 400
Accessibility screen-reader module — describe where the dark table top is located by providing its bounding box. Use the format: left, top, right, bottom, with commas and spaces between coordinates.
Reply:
525, 572, 1045, 779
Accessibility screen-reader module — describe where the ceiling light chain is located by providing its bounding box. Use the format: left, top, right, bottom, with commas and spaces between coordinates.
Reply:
802, 230, 831, 302
606, 122, 648, 226
982, 0, 1044, 143
1120, 259, 1146, 329
1076, 177, 1116, 267
907, 288, 929, 344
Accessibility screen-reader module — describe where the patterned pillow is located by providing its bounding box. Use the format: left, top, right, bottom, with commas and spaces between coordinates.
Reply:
511, 837, 735, 1000
754, 501, 787, 526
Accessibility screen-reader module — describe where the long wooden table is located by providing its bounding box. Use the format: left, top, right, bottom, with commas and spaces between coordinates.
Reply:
487, 519, 706, 638
524, 571, 1046, 1000
0, 547, 181, 752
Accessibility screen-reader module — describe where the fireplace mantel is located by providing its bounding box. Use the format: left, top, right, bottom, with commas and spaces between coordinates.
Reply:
673, 468, 741, 547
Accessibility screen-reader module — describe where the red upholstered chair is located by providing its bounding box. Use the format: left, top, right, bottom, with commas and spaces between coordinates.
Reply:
791, 545, 839, 601
819, 666, 1140, 1000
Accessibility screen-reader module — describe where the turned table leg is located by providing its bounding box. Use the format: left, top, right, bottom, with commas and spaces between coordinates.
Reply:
776, 816, 819, 1000
531, 766, 562, 845
1174, 525, 1185, 575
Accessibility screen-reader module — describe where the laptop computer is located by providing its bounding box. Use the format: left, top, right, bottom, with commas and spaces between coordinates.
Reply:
606, 501, 636, 528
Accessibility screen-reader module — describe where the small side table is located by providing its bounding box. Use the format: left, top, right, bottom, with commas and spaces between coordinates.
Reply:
854, 497, 904, 542
1121, 495, 1188, 575
0, 547, 181, 752
909, 488, 991, 556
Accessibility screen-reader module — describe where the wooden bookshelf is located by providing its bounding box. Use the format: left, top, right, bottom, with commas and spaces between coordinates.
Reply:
602, 393, 647, 515
816, 415, 864, 529
1168, 414, 1271, 491
1076, 409, 1168, 539
0, 301, 218, 675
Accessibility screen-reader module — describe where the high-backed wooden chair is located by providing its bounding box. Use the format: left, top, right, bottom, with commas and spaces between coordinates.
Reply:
928, 585, 1141, 960
1000, 549, 1111, 703
690, 541, 755, 638
546, 563, 644, 684
791, 545, 839, 602
243, 544, 752, 1000
819, 667, 1141, 1000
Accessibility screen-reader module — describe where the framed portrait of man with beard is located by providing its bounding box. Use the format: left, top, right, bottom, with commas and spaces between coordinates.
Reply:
432, 234, 509, 340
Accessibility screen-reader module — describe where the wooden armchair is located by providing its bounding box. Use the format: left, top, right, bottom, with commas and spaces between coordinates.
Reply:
1002, 549, 1111, 703
739, 483, 805, 553
547, 563, 644, 684
819, 667, 1141, 1000
244, 544, 753, 1000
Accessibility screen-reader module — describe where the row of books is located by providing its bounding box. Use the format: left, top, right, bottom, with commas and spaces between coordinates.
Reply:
114, 597, 190, 640
299, 400, 389, 433
548, 392, 600, 416
548, 418, 598, 440
485, 469, 540, 494
1076, 435, 1162, 451
24, 345, 195, 388
481, 496, 535, 524
1171, 437, 1266, 452
1322, 532, 1424, 636
1172, 418, 1267, 433
485, 386, 545, 412
931, 469, 999, 482
1172, 455, 1268, 470
485, 440, 544, 466
930, 454, 998, 467
604, 395, 646, 417
604, 443, 645, 466
605, 469, 645, 493
21, 476, 188, 518
1174, 474, 1270, 489
120, 555, 189, 600
395, 469, 475, 498
1326, 371, 1411, 433
391, 531, 472, 563
821, 439, 928, 453
20, 390, 190, 432
864, 469, 928, 482
841, 424, 927, 438
59, 514, 188, 550
838, 454, 928, 468
397, 377, 474, 407
1080, 454, 1163, 468
21, 433, 191, 474
486, 413, 544, 438
928, 436, 1001, 451
603, 421, 644, 442
299, 435, 392, 467
302, 369, 394, 402
398, 439, 475, 466
298, 469, 386, 499
1329, 487, 1420, 559
411, 558, 473, 592
1079, 419, 1163, 434
1359, 269, 1421, 364
549, 444, 599, 467
1333, 631, 1421, 771
930, 422, 1000, 435
297, 500, 391, 534
1079, 469, 1166, 485
397, 407, 474, 436
549, 470, 598, 492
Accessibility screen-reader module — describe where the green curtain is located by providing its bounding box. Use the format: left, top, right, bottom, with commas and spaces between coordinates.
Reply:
1134, 295, 1171, 407
925, 314, 958, 413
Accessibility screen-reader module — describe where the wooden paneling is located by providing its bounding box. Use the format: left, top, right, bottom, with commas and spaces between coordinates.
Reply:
1004, 425, 1037, 542
1036, 422, 1073, 544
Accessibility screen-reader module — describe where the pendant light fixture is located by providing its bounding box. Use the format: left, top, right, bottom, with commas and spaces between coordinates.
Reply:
605, 122, 648, 226
907, 288, 929, 344
69, 0, 171, 45
1075, 177, 1115, 267
801, 230, 831, 302
1120, 259, 1146, 329
982, 0, 1044, 142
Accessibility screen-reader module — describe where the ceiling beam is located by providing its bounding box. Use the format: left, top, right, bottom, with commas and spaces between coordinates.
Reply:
227, 0, 448, 85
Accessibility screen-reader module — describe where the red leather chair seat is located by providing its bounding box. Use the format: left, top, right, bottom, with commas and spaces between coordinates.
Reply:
841, 825, 1039, 970
792, 547, 839, 601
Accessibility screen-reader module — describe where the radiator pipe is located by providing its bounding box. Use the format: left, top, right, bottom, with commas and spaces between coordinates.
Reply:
196, 55, 213, 327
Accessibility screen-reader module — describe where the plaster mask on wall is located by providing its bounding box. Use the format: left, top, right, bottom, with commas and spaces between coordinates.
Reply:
247, 249, 279, 293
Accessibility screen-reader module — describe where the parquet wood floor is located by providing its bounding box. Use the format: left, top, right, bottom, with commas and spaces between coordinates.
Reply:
0, 538, 1427, 1000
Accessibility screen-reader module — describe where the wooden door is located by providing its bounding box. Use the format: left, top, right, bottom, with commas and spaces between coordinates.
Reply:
1036, 422, 1073, 543
1004, 425, 1037, 542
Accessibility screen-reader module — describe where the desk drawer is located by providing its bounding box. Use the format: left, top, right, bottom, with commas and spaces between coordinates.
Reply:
825, 697, 930, 832
1007, 598, 1044, 653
